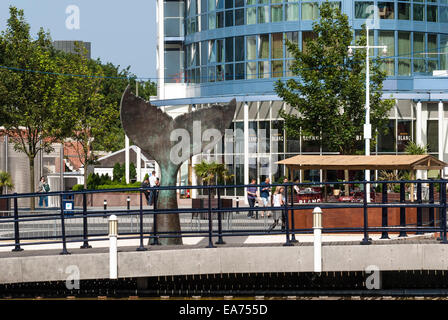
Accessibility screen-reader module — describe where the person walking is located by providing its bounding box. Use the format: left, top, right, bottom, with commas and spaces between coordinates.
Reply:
247, 178, 257, 218
141, 177, 151, 205
148, 170, 157, 206
259, 177, 271, 218
38, 176, 50, 208
281, 178, 289, 230
268, 186, 284, 232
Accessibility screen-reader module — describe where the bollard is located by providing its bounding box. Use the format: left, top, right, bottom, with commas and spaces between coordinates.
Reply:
313, 207, 322, 273
103, 199, 108, 218
127, 196, 130, 211
109, 215, 118, 279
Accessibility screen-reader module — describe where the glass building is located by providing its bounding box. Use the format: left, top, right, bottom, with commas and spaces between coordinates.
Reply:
153, 0, 448, 198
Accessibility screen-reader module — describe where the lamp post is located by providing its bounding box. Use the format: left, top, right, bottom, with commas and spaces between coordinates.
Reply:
348, 26, 387, 202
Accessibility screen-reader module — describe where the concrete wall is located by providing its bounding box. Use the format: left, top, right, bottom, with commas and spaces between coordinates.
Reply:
1, 243, 448, 284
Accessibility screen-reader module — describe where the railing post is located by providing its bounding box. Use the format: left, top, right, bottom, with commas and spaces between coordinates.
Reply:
313, 207, 322, 273
439, 181, 447, 244
361, 181, 371, 245
429, 181, 435, 227
399, 182, 407, 237
416, 180, 423, 235
289, 185, 298, 243
11, 194, 23, 252
283, 185, 293, 246
127, 196, 130, 211
80, 192, 91, 249
215, 187, 225, 245
380, 182, 389, 239
151, 187, 160, 246
206, 186, 215, 248
109, 215, 118, 279
60, 193, 70, 255
136, 188, 147, 251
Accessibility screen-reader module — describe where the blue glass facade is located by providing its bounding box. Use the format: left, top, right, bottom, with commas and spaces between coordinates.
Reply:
158, 0, 448, 192
178, 0, 448, 96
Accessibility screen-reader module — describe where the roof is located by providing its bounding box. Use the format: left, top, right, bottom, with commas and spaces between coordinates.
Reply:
277, 155, 448, 171
95, 145, 155, 168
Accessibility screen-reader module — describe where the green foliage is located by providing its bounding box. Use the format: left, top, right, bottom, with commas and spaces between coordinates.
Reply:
113, 163, 124, 181
0, 171, 14, 194
72, 184, 84, 192
129, 162, 136, 180
0, 7, 73, 203
405, 141, 428, 155
274, 2, 394, 155
194, 160, 234, 185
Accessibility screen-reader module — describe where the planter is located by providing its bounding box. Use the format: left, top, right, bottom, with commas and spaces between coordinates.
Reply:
192, 198, 233, 219
74, 192, 142, 207
0, 198, 10, 216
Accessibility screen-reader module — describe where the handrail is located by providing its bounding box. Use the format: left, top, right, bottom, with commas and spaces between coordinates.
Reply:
0, 178, 446, 253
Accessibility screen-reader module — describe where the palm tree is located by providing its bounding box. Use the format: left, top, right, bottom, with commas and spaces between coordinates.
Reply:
194, 160, 234, 195
0, 171, 14, 194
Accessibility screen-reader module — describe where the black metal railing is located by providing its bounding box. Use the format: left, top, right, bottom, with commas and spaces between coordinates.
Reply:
0, 179, 446, 254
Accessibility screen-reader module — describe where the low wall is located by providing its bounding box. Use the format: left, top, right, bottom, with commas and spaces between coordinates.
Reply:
74, 193, 142, 207
291, 206, 438, 233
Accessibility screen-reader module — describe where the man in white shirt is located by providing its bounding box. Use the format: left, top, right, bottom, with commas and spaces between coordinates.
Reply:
149, 170, 157, 205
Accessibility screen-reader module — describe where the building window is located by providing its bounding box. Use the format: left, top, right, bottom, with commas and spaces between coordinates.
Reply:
286, 3, 299, 21
271, 4, 283, 22
355, 2, 374, 19
427, 5, 438, 22
413, 4, 424, 21
247, 6, 257, 24
377, 120, 396, 153
378, 2, 394, 19
398, 2, 410, 20
258, 5, 270, 23
427, 120, 439, 153
379, 30, 395, 76
397, 120, 412, 152
302, 2, 319, 20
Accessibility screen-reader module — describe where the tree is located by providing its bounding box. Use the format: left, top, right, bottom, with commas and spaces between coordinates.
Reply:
0, 7, 71, 208
0, 171, 14, 194
91, 65, 157, 153
60, 43, 119, 188
274, 2, 394, 156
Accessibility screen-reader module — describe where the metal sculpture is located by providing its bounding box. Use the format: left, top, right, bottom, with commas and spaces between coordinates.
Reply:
120, 86, 236, 245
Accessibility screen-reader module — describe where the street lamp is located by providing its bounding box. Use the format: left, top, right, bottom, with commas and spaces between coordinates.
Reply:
348, 26, 387, 202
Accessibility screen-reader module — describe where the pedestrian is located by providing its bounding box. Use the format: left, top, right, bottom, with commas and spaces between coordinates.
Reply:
281, 178, 289, 230
268, 186, 284, 232
247, 178, 257, 218
259, 177, 271, 218
148, 170, 157, 206
154, 177, 160, 205
141, 177, 151, 205
38, 176, 50, 208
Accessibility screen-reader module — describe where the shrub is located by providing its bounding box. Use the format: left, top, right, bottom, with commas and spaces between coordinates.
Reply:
72, 184, 84, 191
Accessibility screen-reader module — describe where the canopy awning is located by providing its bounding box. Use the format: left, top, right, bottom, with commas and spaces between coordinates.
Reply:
277, 155, 448, 171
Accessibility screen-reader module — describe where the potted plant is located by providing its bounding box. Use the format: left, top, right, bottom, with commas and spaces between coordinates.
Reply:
0, 171, 14, 214
193, 160, 234, 218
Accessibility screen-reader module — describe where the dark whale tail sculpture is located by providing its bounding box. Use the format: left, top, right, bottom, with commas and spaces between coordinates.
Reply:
120, 86, 237, 245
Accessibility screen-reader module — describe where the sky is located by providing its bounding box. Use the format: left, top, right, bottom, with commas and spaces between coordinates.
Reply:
0, 0, 157, 80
